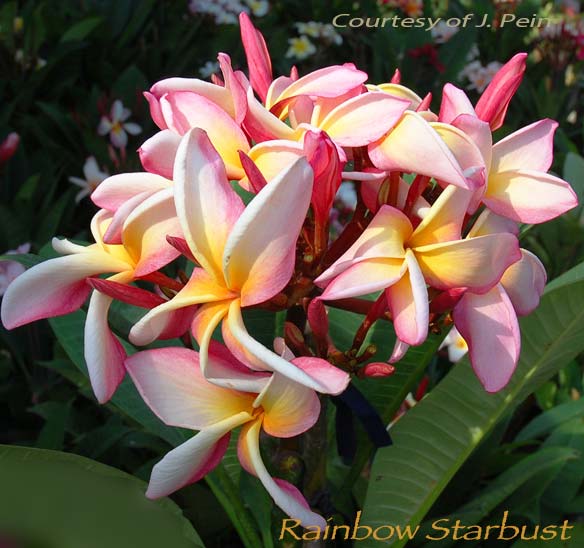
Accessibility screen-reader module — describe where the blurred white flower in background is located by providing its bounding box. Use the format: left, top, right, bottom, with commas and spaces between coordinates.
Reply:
0, 243, 31, 296
68, 156, 109, 203
286, 35, 317, 60
97, 100, 142, 149
188, 0, 269, 24
459, 59, 502, 92
440, 327, 469, 363
431, 21, 459, 44
199, 60, 220, 78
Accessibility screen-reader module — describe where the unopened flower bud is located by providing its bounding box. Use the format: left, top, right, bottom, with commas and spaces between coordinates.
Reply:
362, 362, 396, 378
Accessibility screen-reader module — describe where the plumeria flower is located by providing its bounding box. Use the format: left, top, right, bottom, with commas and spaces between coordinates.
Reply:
1, 199, 182, 403
98, 100, 142, 149
439, 327, 468, 363
315, 186, 521, 361
286, 35, 316, 60
129, 129, 349, 395
295, 21, 322, 37
126, 341, 326, 527
0, 244, 30, 296
68, 157, 109, 203
0, 132, 19, 167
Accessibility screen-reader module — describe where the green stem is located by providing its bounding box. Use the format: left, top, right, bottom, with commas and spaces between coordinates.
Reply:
205, 464, 262, 548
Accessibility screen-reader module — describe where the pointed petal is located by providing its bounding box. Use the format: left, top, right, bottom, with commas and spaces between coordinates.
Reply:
491, 119, 557, 173
243, 88, 296, 142
408, 185, 472, 248
429, 122, 487, 188
386, 250, 428, 346
84, 288, 127, 403
318, 92, 409, 147
223, 157, 313, 306
138, 130, 182, 179
255, 373, 320, 438
389, 339, 410, 363
316, 205, 411, 287
467, 209, 519, 238
1, 252, 130, 329
274, 64, 367, 104
438, 84, 476, 123
485, 169, 578, 223
453, 285, 520, 392
174, 129, 245, 280
475, 53, 527, 131
368, 111, 475, 190
226, 300, 349, 395
217, 53, 247, 124
239, 12, 273, 102
126, 346, 255, 430
147, 412, 251, 499
500, 249, 546, 316
143, 91, 167, 129
237, 419, 327, 528
92, 172, 173, 211
415, 233, 521, 292
150, 78, 235, 117
129, 269, 234, 346
161, 92, 249, 179
121, 187, 181, 277
451, 114, 492, 169
320, 258, 405, 301
376, 83, 423, 109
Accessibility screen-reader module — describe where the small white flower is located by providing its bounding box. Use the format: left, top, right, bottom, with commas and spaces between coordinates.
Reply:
0, 243, 31, 296
68, 156, 109, 203
286, 35, 317, 60
321, 24, 343, 45
440, 327, 468, 363
97, 100, 142, 149
336, 182, 358, 209
199, 60, 220, 78
295, 21, 323, 38
246, 0, 269, 17
431, 21, 459, 44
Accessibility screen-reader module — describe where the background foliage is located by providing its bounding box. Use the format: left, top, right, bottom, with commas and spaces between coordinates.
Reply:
0, 0, 582, 546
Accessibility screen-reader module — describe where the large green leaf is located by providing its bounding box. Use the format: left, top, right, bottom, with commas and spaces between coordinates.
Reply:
360, 263, 584, 547
0, 445, 204, 548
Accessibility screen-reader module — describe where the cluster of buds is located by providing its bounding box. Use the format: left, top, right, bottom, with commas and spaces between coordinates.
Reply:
0, 14, 577, 527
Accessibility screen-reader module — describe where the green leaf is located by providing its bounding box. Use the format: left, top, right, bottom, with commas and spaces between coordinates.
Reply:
515, 397, 584, 442
59, 16, 103, 42
360, 262, 584, 547
0, 445, 204, 548
563, 152, 584, 208
417, 447, 578, 548
510, 523, 584, 547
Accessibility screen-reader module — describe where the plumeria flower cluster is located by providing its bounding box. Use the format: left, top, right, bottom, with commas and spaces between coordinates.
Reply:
1, 14, 577, 528
188, 0, 269, 25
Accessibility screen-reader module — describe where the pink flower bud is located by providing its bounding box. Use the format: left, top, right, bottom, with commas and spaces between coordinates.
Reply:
362, 362, 396, 378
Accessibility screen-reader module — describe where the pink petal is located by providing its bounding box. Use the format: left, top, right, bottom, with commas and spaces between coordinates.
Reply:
475, 53, 527, 131
255, 372, 320, 438
491, 119, 557, 173
320, 258, 405, 301
500, 249, 546, 316
237, 419, 327, 528
414, 233, 521, 293
484, 169, 578, 223
84, 288, 127, 403
467, 209, 519, 238
451, 114, 492, 169
226, 300, 349, 395
138, 130, 182, 179
453, 285, 520, 392
239, 12, 273, 102
243, 88, 295, 142
174, 129, 245, 280
273, 64, 367, 104
386, 250, 428, 346
318, 92, 409, 147
218, 53, 247, 124
438, 84, 475, 124
91, 172, 171, 211
315, 205, 411, 287
126, 346, 255, 430
122, 187, 182, 277
223, 157, 313, 306
143, 91, 167, 129
368, 111, 475, 190
0, 251, 130, 330
146, 413, 250, 499
102, 190, 156, 244
161, 92, 249, 179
